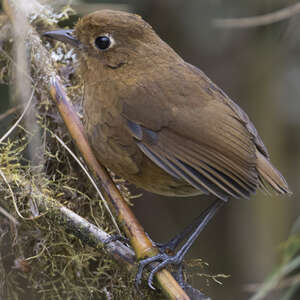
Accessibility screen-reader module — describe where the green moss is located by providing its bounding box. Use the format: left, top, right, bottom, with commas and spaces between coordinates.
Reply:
0, 8, 158, 299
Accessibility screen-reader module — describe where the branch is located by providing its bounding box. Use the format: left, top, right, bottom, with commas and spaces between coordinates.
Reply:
2, 170, 136, 266
2, 0, 190, 299
213, 2, 300, 28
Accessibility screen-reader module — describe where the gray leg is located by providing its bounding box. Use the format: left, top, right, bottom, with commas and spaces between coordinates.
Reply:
135, 199, 224, 289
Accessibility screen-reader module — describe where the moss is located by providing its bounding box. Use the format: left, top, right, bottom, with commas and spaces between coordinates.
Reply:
0, 5, 220, 299
0, 7, 159, 300
0, 110, 160, 300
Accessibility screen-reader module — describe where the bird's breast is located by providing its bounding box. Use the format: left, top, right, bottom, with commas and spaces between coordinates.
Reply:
83, 90, 141, 175
82, 90, 201, 197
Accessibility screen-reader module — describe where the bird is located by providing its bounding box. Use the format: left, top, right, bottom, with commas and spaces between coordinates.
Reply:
43, 9, 291, 289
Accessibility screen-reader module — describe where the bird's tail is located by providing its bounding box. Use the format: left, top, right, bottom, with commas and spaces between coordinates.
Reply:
256, 149, 292, 195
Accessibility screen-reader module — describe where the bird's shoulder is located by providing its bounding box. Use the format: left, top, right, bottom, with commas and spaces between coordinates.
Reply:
121, 62, 268, 199
121, 61, 268, 158
185, 62, 268, 157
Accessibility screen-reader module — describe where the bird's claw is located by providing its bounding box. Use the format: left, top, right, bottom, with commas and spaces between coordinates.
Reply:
155, 240, 178, 254
135, 252, 184, 290
145, 232, 177, 254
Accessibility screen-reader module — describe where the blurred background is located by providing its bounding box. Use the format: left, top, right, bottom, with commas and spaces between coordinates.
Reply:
1, 0, 300, 299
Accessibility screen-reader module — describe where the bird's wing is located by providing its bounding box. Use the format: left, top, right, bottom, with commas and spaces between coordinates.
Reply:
121, 63, 284, 200
185, 62, 269, 158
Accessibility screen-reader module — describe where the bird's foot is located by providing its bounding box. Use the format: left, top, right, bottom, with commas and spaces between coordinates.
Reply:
155, 239, 180, 254
145, 232, 179, 254
135, 250, 186, 290
137, 200, 224, 290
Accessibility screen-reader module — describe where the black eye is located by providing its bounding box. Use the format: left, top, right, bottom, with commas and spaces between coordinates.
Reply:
95, 36, 111, 50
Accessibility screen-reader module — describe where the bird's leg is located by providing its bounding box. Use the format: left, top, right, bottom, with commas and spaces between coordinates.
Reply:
155, 201, 222, 254
136, 199, 224, 289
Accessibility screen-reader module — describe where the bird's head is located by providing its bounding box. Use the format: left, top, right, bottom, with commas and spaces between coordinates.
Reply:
44, 10, 176, 70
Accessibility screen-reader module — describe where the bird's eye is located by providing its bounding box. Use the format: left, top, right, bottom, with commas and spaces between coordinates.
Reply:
95, 36, 111, 50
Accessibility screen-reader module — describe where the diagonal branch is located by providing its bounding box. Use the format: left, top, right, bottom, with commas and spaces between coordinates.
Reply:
2, 0, 190, 299
213, 2, 300, 28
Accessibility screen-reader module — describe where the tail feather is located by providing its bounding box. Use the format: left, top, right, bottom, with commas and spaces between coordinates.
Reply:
256, 149, 291, 195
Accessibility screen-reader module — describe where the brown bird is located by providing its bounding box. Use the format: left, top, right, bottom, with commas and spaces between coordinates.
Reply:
44, 9, 291, 289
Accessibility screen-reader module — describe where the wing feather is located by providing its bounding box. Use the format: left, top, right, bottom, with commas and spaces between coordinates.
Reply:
130, 120, 258, 200
121, 62, 290, 198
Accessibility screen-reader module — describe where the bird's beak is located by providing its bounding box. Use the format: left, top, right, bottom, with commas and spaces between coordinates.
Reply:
43, 29, 80, 47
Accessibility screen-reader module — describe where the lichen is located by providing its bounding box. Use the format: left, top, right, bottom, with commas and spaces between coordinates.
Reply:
0, 7, 158, 300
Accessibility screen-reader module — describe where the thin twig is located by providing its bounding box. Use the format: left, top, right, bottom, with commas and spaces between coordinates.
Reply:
52, 132, 121, 234
213, 3, 300, 28
2, 171, 136, 267
0, 168, 30, 220
0, 87, 35, 143
2, 0, 119, 234
0, 105, 22, 121
0, 205, 19, 225
0, 47, 34, 83
3, 0, 190, 298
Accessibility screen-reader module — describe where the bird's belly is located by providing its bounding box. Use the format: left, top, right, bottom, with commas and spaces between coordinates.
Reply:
129, 157, 203, 197
84, 100, 202, 197
87, 123, 201, 197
